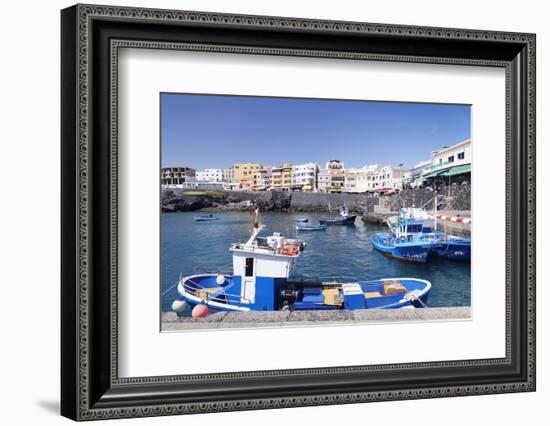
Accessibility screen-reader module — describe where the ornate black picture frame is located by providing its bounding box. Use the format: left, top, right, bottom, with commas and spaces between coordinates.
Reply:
61, 4, 536, 421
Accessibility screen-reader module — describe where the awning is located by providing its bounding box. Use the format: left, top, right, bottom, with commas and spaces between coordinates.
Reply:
439, 164, 471, 177
423, 168, 449, 179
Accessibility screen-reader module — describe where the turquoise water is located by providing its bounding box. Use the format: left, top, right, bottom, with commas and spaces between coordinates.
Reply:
161, 211, 471, 312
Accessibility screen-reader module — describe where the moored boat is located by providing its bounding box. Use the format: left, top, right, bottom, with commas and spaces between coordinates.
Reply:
295, 217, 309, 223
296, 223, 327, 231
319, 206, 356, 225
194, 213, 219, 222
430, 235, 471, 260
173, 209, 431, 315
387, 197, 471, 261
371, 232, 433, 263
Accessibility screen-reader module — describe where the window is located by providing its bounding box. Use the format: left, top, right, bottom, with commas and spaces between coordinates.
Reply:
458, 152, 465, 160
245, 258, 254, 277
448, 155, 454, 163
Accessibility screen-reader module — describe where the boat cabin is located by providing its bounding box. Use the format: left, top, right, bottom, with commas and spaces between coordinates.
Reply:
229, 228, 304, 311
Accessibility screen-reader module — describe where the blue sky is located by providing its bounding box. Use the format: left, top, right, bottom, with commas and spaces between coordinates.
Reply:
161, 93, 470, 169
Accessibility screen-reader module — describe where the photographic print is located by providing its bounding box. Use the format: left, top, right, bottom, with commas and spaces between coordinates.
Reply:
160, 93, 472, 331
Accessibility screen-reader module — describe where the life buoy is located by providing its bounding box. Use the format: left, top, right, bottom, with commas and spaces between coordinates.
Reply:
281, 245, 299, 256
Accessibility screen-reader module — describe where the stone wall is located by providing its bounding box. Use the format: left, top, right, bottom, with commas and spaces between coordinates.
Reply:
386, 183, 471, 211
162, 189, 378, 212
162, 184, 469, 213
289, 192, 377, 212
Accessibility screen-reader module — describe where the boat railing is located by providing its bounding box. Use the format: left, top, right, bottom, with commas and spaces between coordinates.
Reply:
182, 278, 249, 306
232, 241, 277, 254
192, 266, 231, 275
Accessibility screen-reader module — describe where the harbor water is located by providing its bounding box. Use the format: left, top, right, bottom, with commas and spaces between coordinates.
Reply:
161, 211, 471, 313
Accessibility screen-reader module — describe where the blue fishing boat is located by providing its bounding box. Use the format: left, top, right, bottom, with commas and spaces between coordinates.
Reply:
319, 206, 356, 225
172, 209, 431, 314
296, 223, 327, 231
430, 235, 471, 261
194, 213, 219, 222
386, 197, 471, 261
387, 207, 434, 235
371, 232, 433, 263
295, 217, 309, 223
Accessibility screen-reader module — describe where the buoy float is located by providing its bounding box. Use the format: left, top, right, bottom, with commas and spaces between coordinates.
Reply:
216, 274, 225, 285
192, 304, 209, 318
171, 298, 188, 314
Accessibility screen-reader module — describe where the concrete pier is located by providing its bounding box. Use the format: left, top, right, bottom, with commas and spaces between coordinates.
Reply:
362, 209, 471, 237
161, 306, 471, 331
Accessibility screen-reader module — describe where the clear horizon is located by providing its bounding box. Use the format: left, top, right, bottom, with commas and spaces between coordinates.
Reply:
161, 93, 471, 170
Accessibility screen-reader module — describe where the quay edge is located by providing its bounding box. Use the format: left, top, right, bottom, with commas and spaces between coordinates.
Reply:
161, 306, 471, 331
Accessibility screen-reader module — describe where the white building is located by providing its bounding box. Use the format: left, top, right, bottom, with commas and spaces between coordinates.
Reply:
318, 160, 345, 193
430, 139, 471, 168
222, 168, 235, 182
343, 164, 408, 193
196, 168, 223, 182
291, 162, 318, 191
418, 139, 472, 184
317, 170, 331, 192
377, 165, 408, 191
343, 167, 378, 192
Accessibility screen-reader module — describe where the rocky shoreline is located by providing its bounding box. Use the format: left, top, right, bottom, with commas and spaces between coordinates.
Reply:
161, 189, 371, 213
161, 184, 471, 214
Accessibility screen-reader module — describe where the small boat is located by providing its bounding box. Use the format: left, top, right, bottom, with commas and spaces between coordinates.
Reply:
172, 209, 431, 314
371, 232, 433, 263
296, 223, 327, 231
295, 217, 309, 223
194, 213, 219, 222
319, 206, 356, 226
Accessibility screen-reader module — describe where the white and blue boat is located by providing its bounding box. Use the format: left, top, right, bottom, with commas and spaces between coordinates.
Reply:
387, 207, 434, 235
386, 201, 471, 261
371, 231, 433, 263
172, 210, 431, 314
318, 206, 356, 226
296, 223, 327, 231
194, 213, 219, 222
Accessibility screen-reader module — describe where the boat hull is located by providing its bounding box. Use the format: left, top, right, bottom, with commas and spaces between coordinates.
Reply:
296, 224, 327, 231
371, 233, 432, 263
318, 214, 357, 225
431, 238, 471, 260
175, 274, 431, 314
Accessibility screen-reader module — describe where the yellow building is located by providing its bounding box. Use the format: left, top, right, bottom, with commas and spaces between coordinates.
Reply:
233, 162, 262, 181
233, 162, 263, 190
271, 164, 292, 191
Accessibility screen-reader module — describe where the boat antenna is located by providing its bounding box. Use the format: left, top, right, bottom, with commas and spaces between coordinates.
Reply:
433, 195, 437, 232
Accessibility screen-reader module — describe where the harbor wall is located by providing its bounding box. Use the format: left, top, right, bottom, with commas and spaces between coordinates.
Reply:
161, 306, 471, 331
289, 192, 377, 212
162, 189, 378, 212
161, 183, 471, 214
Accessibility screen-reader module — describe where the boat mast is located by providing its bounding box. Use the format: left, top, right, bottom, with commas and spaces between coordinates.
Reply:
245, 207, 264, 247
433, 195, 437, 232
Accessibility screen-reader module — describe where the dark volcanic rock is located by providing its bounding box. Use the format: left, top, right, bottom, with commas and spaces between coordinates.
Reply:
388, 183, 470, 211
